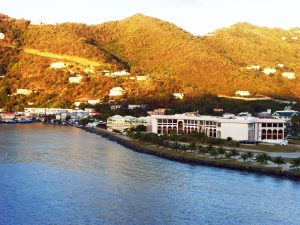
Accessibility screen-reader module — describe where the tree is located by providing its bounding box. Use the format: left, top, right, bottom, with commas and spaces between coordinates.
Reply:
230, 149, 240, 159
217, 147, 226, 158
188, 142, 197, 150
246, 152, 254, 161
240, 153, 249, 163
225, 152, 232, 160
206, 144, 214, 154
256, 153, 271, 165
290, 158, 300, 170
272, 156, 285, 168
291, 115, 300, 136
211, 149, 219, 159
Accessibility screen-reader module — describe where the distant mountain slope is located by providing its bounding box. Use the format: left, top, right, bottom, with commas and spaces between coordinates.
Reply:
0, 13, 300, 111
95, 14, 236, 94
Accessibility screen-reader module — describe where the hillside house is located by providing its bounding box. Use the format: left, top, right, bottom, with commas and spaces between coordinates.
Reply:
1, 112, 15, 120
105, 70, 130, 77
69, 75, 83, 84
0, 33, 5, 40
246, 65, 261, 70
282, 72, 296, 79
273, 107, 300, 121
16, 89, 33, 96
235, 91, 251, 97
74, 101, 83, 107
173, 93, 184, 100
110, 105, 122, 110
136, 75, 150, 81
263, 68, 277, 75
147, 108, 169, 116
88, 99, 101, 105
281, 36, 287, 40
277, 64, 284, 68
109, 87, 125, 97
291, 36, 298, 40
50, 62, 66, 69
128, 104, 147, 110
107, 115, 151, 132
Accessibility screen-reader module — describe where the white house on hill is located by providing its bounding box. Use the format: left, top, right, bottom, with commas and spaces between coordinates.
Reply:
69, 75, 83, 84
0, 33, 5, 40
263, 68, 277, 75
235, 91, 250, 97
50, 62, 66, 69
282, 72, 296, 79
16, 89, 33, 96
109, 87, 125, 97
246, 65, 261, 70
88, 99, 101, 105
105, 70, 130, 77
173, 93, 184, 100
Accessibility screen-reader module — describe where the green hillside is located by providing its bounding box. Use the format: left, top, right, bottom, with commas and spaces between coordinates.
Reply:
0, 13, 299, 111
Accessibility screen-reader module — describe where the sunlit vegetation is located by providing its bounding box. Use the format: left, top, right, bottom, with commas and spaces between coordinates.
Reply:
0, 14, 300, 111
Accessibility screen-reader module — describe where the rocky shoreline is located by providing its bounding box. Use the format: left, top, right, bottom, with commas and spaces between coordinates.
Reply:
80, 127, 300, 181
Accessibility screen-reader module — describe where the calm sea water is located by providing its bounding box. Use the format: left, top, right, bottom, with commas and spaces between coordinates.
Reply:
0, 124, 300, 225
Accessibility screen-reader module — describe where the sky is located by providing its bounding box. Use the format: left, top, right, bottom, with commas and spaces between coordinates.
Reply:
1, 0, 300, 35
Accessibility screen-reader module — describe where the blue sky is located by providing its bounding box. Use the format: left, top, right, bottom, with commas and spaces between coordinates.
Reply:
1, 0, 300, 35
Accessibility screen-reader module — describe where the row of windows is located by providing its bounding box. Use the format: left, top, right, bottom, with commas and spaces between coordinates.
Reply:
157, 119, 218, 126
261, 123, 284, 128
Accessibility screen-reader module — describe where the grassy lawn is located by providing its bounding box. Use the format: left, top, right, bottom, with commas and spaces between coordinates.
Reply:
239, 144, 299, 153
288, 139, 300, 145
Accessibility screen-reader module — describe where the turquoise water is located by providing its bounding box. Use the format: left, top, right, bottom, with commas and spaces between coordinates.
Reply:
0, 124, 299, 225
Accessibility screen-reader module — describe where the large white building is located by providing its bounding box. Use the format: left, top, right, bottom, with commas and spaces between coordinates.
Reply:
151, 114, 286, 144
107, 115, 151, 132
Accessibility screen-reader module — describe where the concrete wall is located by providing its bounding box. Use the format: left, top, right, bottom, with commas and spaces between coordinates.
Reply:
220, 123, 249, 141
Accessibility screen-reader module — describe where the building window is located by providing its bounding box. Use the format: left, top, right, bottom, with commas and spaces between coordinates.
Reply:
267, 123, 272, 127
273, 123, 278, 127
158, 119, 162, 123
267, 129, 272, 139
278, 130, 283, 139
262, 129, 266, 139
262, 123, 266, 127
278, 123, 283, 127
273, 129, 278, 139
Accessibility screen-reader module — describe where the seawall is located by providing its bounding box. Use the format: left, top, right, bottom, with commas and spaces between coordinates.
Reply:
80, 127, 300, 181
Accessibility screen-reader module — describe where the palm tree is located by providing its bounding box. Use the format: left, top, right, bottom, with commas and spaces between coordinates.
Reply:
211, 149, 219, 159
240, 153, 249, 163
230, 149, 240, 159
290, 158, 300, 170
272, 156, 285, 168
189, 142, 197, 150
206, 144, 214, 154
225, 152, 232, 160
256, 153, 271, 165
246, 152, 254, 161
218, 147, 226, 158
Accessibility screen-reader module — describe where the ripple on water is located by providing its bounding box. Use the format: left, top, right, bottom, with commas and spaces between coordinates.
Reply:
0, 124, 300, 225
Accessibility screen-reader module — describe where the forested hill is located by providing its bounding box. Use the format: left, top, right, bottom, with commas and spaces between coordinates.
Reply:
0, 13, 300, 110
